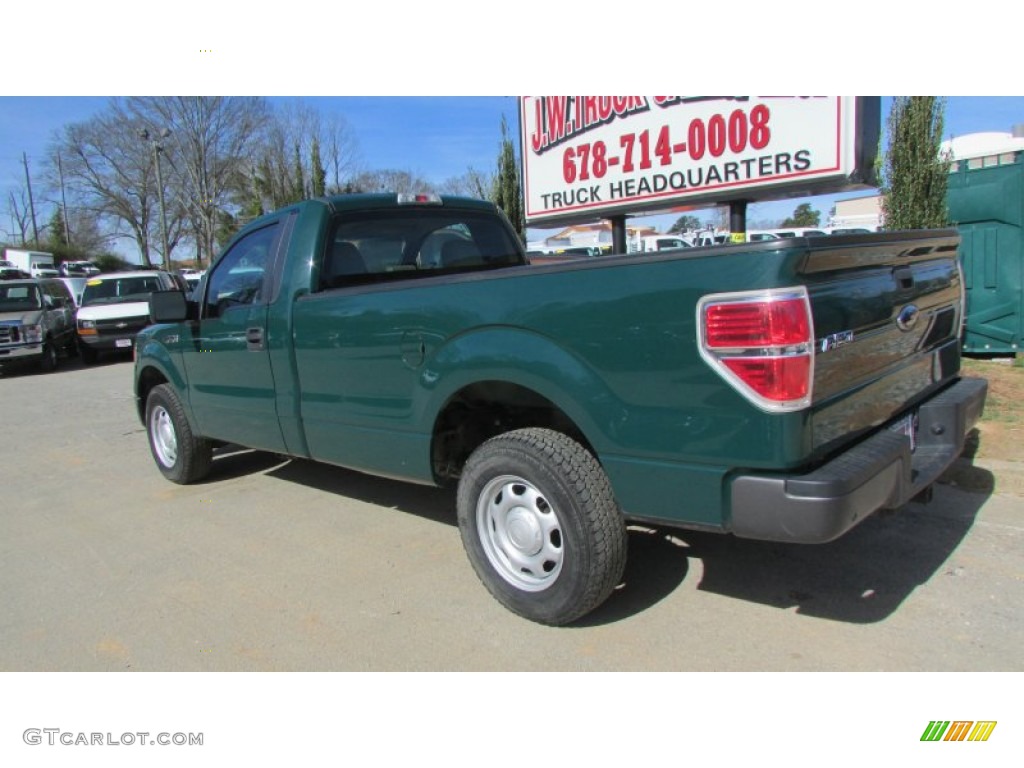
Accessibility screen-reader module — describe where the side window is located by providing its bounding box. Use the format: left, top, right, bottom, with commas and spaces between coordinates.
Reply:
41, 281, 66, 306
204, 223, 278, 318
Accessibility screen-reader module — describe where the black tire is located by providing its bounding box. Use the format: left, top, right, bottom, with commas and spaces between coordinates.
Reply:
79, 343, 98, 365
145, 383, 213, 484
38, 340, 58, 372
456, 428, 627, 626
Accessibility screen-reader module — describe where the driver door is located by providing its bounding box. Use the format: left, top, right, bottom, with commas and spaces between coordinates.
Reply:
182, 220, 287, 452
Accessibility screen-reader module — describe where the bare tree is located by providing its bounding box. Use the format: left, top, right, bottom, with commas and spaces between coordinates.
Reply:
65, 207, 113, 255
248, 102, 310, 210
347, 169, 435, 195
439, 167, 493, 199
5, 188, 34, 246
248, 100, 362, 209
48, 100, 177, 266
321, 112, 361, 193
126, 97, 270, 265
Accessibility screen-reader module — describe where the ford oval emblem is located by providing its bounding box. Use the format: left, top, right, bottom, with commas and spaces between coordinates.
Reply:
896, 304, 920, 332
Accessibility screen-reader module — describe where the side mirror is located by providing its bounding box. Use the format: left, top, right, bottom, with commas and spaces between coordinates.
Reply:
149, 290, 192, 323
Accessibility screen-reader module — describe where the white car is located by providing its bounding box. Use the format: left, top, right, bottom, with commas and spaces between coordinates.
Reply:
76, 270, 179, 364
60, 260, 101, 277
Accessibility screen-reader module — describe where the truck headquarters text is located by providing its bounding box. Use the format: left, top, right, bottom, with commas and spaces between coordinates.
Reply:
538, 150, 812, 211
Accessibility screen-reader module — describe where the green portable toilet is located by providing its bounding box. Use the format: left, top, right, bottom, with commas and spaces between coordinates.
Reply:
946, 128, 1024, 354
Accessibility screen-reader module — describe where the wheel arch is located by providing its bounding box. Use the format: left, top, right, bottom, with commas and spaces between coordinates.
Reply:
134, 342, 189, 426
430, 379, 598, 484
422, 327, 621, 485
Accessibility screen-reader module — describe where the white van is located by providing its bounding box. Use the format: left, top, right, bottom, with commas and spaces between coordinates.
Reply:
76, 270, 179, 364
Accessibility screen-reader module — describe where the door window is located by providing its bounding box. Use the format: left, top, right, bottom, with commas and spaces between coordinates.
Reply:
204, 223, 278, 318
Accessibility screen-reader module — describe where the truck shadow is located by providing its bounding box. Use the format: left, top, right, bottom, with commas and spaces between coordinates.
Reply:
583, 472, 993, 626
203, 446, 993, 627
261, 455, 457, 526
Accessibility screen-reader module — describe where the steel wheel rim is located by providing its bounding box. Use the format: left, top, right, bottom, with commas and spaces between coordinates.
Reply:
476, 474, 564, 592
150, 405, 178, 468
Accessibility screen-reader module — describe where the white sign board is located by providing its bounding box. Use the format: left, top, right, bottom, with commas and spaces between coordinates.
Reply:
520, 96, 878, 225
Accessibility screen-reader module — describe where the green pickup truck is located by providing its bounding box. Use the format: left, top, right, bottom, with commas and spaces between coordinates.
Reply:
134, 193, 987, 625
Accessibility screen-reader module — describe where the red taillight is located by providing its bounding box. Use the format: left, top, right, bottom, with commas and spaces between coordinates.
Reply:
721, 356, 811, 402
705, 298, 811, 348
698, 288, 814, 411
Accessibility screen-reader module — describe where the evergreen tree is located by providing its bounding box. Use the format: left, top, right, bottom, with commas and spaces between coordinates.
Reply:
491, 115, 524, 240
311, 137, 327, 198
46, 205, 70, 249
781, 203, 821, 228
669, 214, 702, 233
241, 163, 265, 220
881, 97, 951, 230
292, 142, 306, 202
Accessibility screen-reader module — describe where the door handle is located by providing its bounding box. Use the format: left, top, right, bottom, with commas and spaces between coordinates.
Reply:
246, 326, 265, 351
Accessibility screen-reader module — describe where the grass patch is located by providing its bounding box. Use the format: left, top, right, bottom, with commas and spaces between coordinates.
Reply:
960, 356, 1024, 462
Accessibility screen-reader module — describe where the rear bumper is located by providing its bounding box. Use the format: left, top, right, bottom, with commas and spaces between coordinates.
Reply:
728, 377, 988, 543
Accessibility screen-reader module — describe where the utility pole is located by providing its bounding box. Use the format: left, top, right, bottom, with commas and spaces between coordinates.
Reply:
57, 153, 72, 247
22, 152, 39, 246
139, 128, 172, 271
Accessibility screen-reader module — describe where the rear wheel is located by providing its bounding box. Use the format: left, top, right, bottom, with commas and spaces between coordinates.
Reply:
146, 383, 213, 484
457, 428, 627, 626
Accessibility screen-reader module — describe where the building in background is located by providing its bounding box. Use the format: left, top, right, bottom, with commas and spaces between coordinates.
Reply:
830, 194, 882, 231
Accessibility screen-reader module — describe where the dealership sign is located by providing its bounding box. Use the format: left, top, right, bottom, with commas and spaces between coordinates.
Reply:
520, 96, 879, 225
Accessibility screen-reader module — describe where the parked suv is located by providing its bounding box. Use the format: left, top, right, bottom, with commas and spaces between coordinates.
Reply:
0, 278, 78, 372
76, 270, 179, 364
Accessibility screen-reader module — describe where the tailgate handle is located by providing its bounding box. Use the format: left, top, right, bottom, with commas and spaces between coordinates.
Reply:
894, 266, 914, 291
246, 326, 265, 350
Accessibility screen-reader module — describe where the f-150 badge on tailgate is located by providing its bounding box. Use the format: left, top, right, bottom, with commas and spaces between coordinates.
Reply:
820, 330, 854, 352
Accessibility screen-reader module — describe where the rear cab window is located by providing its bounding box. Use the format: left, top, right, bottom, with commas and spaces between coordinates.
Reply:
319, 209, 525, 291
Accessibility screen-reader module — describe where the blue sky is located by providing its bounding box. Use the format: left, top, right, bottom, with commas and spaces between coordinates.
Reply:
3, 95, 1023, 254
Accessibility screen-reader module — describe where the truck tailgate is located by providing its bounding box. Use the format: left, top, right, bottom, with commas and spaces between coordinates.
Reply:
802, 230, 964, 457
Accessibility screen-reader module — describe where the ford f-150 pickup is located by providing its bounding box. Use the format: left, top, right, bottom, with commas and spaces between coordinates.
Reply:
134, 193, 987, 625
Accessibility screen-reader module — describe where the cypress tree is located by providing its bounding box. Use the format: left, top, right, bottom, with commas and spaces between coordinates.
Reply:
311, 137, 327, 198
292, 142, 306, 203
491, 115, 524, 241
881, 97, 951, 230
